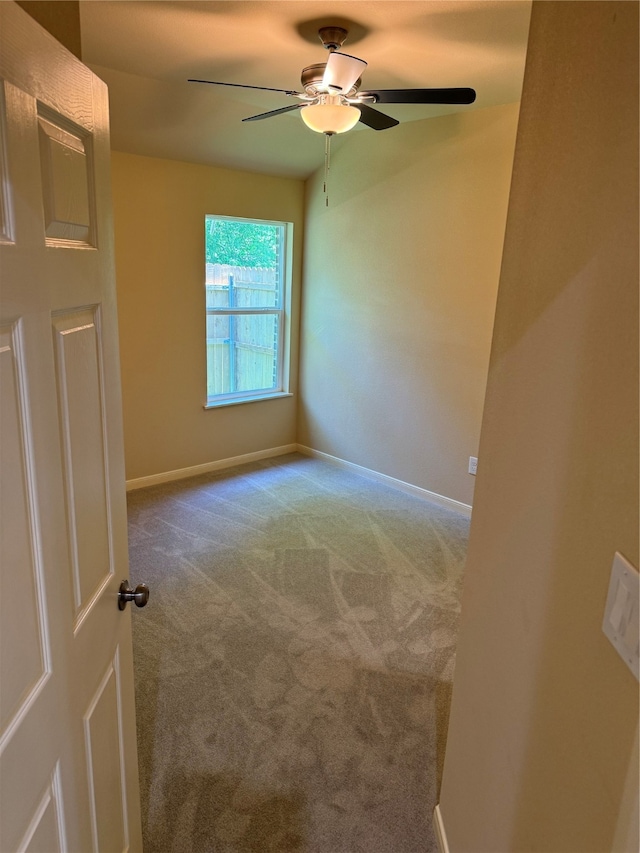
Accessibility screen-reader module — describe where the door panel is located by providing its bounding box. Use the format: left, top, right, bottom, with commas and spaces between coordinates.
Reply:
0, 322, 49, 740
53, 308, 112, 624
37, 109, 95, 247
84, 658, 128, 853
17, 768, 65, 853
0, 86, 13, 244
0, 5, 142, 851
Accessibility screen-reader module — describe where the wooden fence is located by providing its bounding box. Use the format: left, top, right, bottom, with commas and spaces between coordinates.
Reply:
205, 264, 276, 287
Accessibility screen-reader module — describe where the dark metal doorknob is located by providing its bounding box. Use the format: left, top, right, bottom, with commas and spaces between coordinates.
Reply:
118, 579, 150, 611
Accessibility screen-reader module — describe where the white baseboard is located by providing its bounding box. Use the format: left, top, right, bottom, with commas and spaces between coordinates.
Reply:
125, 444, 298, 491
433, 804, 451, 853
296, 445, 472, 517
126, 443, 473, 516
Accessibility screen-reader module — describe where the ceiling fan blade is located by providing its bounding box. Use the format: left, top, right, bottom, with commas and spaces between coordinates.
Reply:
242, 104, 304, 122
362, 87, 477, 105
322, 52, 367, 94
356, 103, 399, 131
188, 78, 300, 96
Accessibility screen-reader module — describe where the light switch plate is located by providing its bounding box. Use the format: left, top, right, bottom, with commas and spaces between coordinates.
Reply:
602, 552, 639, 681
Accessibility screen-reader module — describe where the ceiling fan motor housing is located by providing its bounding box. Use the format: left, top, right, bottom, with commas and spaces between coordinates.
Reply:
301, 63, 361, 97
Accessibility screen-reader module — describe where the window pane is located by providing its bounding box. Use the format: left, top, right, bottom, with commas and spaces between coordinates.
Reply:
206, 284, 230, 310
207, 340, 230, 396
206, 219, 279, 268
236, 275, 277, 308
206, 313, 229, 341
205, 269, 279, 310
207, 313, 279, 397
205, 218, 281, 308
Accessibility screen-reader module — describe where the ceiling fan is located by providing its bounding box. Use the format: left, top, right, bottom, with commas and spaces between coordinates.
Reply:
189, 25, 476, 136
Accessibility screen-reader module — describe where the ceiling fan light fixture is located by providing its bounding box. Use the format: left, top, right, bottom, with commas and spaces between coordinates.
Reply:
300, 95, 360, 134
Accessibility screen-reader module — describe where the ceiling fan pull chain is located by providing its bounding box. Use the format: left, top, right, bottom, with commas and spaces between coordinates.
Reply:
324, 132, 332, 207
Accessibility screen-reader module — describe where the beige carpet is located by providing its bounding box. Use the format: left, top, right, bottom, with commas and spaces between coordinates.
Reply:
127, 453, 469, 852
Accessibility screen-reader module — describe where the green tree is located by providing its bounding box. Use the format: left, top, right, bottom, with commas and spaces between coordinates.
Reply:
206, 219, 278, 267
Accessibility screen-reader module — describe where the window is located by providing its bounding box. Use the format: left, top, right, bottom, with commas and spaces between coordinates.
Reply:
205, 215, 292, 407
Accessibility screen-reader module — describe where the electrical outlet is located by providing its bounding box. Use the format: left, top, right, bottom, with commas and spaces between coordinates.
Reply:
468, 456, 478, 476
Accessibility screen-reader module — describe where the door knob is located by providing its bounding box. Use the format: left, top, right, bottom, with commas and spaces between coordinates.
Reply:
118, 579, 150, 611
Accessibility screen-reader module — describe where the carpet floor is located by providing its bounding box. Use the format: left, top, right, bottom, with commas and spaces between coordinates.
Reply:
127, 453, 469, 853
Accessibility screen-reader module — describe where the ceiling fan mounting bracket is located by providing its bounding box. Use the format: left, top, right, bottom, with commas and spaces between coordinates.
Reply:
318, 26, 348, 52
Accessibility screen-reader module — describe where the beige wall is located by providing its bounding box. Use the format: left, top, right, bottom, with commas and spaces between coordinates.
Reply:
111, 152, 304, 481
439, 3, 639, 851
298, 104, 520, 506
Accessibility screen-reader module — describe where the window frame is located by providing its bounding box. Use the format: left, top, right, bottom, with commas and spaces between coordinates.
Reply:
203, 215, 293, 409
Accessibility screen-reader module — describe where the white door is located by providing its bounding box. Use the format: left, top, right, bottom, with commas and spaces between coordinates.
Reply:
0, 4, 143, 851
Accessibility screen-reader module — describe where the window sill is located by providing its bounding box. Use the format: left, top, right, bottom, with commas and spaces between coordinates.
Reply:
204, 391, 293, 410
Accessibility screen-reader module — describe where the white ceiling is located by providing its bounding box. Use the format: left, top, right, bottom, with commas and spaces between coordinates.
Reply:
79, 0, 532, 180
